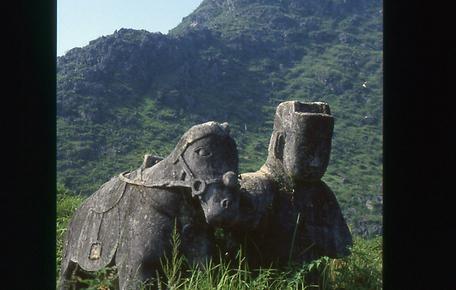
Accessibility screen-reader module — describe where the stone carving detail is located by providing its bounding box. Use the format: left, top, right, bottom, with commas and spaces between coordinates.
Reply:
226, 101, 352, 268
58, 121, 240, 290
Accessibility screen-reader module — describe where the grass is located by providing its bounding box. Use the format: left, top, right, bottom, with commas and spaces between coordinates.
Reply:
56, 184, 85, 278
57, 187, 382, 289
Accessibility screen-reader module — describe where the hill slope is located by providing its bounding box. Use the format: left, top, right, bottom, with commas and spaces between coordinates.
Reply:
57, 0, 382, 237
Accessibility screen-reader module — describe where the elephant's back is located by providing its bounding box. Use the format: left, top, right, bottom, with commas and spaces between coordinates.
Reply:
239, 171, 276, 212
87, 176, 128, 213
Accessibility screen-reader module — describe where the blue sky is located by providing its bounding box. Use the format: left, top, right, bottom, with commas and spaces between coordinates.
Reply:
58, 0, 203, 56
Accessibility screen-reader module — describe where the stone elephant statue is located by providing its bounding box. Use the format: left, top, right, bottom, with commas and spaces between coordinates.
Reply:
59, 121, 241, 289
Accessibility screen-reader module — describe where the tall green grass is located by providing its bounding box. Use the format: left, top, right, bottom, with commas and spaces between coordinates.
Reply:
57, 188, 382, 289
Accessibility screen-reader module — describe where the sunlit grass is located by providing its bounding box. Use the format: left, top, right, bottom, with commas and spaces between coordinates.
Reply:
57, 188, 382, 289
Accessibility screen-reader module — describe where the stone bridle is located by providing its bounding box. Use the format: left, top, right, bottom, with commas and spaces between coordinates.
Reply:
118, 134, 239, 197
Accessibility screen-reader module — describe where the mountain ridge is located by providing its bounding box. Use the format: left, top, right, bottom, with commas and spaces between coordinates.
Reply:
57, 0, 382, 237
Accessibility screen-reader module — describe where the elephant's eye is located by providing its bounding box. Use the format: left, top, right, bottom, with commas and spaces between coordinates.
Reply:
195, 147, 212, 157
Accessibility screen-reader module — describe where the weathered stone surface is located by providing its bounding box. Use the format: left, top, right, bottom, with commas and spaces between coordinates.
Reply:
59, 121, 240, 290
227, 101, 352, 268
59, 101, 353, 287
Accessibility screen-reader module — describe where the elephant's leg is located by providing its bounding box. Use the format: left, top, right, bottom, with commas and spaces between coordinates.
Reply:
117, 258, 143, 290
58, 260, 96, 290
58, 259, 77, 290
115, 189, 174, 289
116, 228, 169, 289
117, 257, 162, 290
74, 265, 99, 289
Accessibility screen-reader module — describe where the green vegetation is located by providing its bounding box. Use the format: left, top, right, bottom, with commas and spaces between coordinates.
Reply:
57, 0, 382, 237
56, 1, 383, 288
56, 184, 85, 278
57, 187, 382, 289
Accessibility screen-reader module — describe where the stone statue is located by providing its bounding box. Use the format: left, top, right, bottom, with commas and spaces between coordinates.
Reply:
226, 101, 352, 268
59, 121, 241, 290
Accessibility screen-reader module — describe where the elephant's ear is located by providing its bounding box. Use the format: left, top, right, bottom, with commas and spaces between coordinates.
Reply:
273, 132, 285, 162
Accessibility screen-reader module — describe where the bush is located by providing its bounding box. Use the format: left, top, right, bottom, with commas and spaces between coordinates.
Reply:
56, 186, 85, 281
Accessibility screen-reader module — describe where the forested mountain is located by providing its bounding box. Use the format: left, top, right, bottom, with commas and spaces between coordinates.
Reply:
57, 0, 382, 237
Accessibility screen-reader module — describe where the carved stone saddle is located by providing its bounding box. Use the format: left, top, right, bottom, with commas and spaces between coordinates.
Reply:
74, 154, 163, 271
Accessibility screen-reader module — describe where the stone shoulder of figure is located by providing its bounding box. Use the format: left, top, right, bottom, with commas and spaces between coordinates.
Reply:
235, 170, 276, 231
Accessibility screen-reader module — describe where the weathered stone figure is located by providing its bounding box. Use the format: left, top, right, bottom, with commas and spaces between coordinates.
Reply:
228, 101, 352, 268
59, 121, 240, 290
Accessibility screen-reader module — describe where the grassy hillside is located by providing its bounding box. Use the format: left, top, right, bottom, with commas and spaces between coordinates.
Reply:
57, 0, 382, 237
